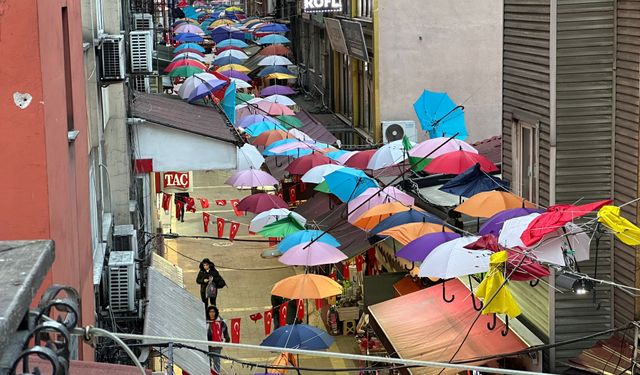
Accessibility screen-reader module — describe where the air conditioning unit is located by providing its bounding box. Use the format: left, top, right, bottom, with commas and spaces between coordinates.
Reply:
129, 30, 153, 73
108, 251, 136, 312
113, 224, 138, 253
100, 35, 126, 81
132, 75, 150, 92
133, 13, 153, 30
382, 120, 417, 144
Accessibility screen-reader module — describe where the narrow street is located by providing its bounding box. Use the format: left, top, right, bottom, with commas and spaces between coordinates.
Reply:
165, 170, 360, 374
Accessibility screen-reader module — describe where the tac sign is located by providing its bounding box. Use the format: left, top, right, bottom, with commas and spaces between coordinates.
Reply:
162, 171, 193, 193
303, 0, 342, 13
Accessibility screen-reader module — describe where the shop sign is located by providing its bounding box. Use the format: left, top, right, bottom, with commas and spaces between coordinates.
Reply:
341, 19, 369, 62
162, 171, 191, 191
303, 0, 342, 14
324, 18, 348, 54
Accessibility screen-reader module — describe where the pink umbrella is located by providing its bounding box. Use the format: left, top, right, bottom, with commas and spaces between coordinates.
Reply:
347, 186, 415, 223
335, 151, 358, 165
409, 137, 478, 159
174, 24, 205, 35
278, 241, 347, 266
268, 141, 323, 154
225, 169, 279, 188
236, 193, 288, 214
236, 101, 295, 118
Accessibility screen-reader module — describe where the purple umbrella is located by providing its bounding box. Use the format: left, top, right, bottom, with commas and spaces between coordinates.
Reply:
237, 114, 279, 128
225, 169, 279, 188
278, 241, 347, 266
186, 79, 227, 103
236, 193, 288, 214
479, 207, 544, 236
260, 85, 296, 96
396, 232, 461, 262
219, 70, 252, 82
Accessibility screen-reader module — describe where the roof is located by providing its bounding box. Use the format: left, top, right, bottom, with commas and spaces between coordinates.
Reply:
368, 279, 528, 375
472, 135, 501, 165
130, 92, 240, 144
566, 337, 634, 374
143, 267, 210, 375
295, 109, 338, 144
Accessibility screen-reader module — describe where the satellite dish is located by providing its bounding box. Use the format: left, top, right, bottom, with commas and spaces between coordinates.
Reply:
384, 123, 405, 142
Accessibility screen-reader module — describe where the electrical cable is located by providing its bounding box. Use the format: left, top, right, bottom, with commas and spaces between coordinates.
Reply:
79, 326, 146, 375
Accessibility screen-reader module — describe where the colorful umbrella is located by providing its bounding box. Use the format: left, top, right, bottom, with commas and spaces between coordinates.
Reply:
377, 222, 453, 246
236, 193, 288, 214
261, 85, 296, 96
236, 92, 255, 102
396, 232, 461, 262
175, 24, 205, 35
367, 139, 414, 170
169, 65, 204, 78
347, 187, 415, 223
245, 122, 289, 137
210, 19, 236, 28
455, 191, 535, 218
271, 274, 342, 299
217, 63, 251, 73
164, 59, 207, 73
251, 129, 292, 146
216, 45, 244, 53
257, 23, 290, 33
258, 65, 295, 78
259, 215, 306, 238
287, 128, 313, 141
250, 208, 306, 233
273, 115, 301, 129
413, 90, 468, 140
237, 143, 265, 170
210, 26, 244, 43
261, 324, 334, 350
521, 199, 612, 247
216, 49, 249, 60
259, 55, 293, 66
324, 168, 379, 202
474, 251, 521, 318
597, 205, 640, 245
278, 241, 347, 266
219, 70, 252, 81
171, 51, 206, 62
216, 38, 248, 48
278, 230, 341, 252
425, 150, 498, 175
174, 43, 205, 53
286, 153, 336, 175
479, 207, 544, 236
342, 149, 376, 170
257, 34, 291, 45
259, 44, 293, 56
419, 236, 490, 278
267, 141, 323, 155
175, 33, 204, 42
230, 78, 252, 89
325, 150, 353, 162
353, 202, 416, 230
212, 55, 244, 66
440, 163, 510, 198
238, 114, 279, 128
301, 164, 345, 184
264, 94, 296, 106
409, 137, 478, 159
264, 72, 296, 80
369, 209, 443, 236
225, 168, 279, 188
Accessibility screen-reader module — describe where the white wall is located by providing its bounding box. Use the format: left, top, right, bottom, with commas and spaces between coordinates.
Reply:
378, 0, 503, 143
134, 122, 238, 171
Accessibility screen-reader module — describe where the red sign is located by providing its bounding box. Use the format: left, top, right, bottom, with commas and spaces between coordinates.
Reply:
163, 172, 190, 189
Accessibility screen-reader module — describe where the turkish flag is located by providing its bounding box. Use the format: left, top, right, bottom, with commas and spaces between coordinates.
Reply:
296, 299, 304, 321
175, 201, 184, 219
269, 237, 279, 247
199, 198, 210, 209
315, 299, 324, 311
215, 199, 227, 206
211, 321, 222, 342
217, 217, 225, 238
329, 272, 337, 281
230, 199, 243, 216
355, 255, 365, 272
229, 221, 240, 241
162, 193, 172, 211
367, 247, 378, 276
250, 312, 263, 322
289, 186, 296, 204
230, 318, 241, 343
342, 261, 351, 280
203, 212, 210, 232
264, 310, 273, 335
277, 192, 284, 201
185, 197, 197, 213
300, 182, 306, 193
279, 303, 288, 326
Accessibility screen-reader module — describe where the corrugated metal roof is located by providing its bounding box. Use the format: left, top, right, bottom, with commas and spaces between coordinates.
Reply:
566, 337, 634, 375
144, 267, 209, 375
151, 253, 184, 287
130, 92, 240, 144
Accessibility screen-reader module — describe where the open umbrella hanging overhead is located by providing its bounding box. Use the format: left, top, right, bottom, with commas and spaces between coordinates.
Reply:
250, 208, 306, 233
367, 139, 415, 170
301, 164, 346, 184
413, 90, 468, 140
479, 207, 544, 236
278, 230, 341, 252
347, 187, 415, 223
271, 274, 342, 299
259, 44, 292, 56
597, 205, 640, 245
164, 59, 207, 73
216, 49, 249, 60
369, 209, 443, 236
174, 43, 206, 53
376, 222, 453, 246
455, 191, 535, 218
261, 324, 334, 350
440, 163, 509, 199
286, 153, 336, 175
261, 85, 296, 96
216, 38, 248, 48
257, 34, 291, 45
237, 143, 265, 170
172, 51, 206, 62
278, 241, 347, 266
177, 73, 225, 99
425, 150, 498, 175
396, 232, 461, 262
236, 193, 288, 214
344, 149, 377, 170
225, 168, 278, 188
418, 236, 490, 279
259, 55, 294, 66
169, 65, 204, 78
409, 137, 478, 159
237, 114, 279, 128
353, 202, 415, 230
258, 215, 306, 238
252, 129, 293, 146
323, 168, 379, 202
263, 94, 296, 106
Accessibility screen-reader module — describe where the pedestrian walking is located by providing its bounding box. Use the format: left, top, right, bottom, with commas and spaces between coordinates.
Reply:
197, 258, 226, 309
206, 305, 230, 375
174, 192, 190, 222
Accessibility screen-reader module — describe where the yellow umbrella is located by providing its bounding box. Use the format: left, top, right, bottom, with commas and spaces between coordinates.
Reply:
271, 274, 342, 299
217, 64, 251, 73
211, 19, 235, 27
352, 202, 415, 230
378, 222, 453, 245
474, 251, 521, 319
225, 6, 243, 11
597, 205, 640, 245
454, 191, 535, 218
264, 73, 296, 80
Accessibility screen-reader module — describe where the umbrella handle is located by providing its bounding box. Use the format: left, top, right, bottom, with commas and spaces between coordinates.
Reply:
403, 262, 415, 272
275, 156, 283, 167
487, 313, 497, 331
529, 279, 540, 287
442, 280, 455, 303
501, 316, 509, 337
468, 275, 483, 311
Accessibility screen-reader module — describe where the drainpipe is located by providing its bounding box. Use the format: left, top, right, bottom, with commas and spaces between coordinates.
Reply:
548, 0, 557, 370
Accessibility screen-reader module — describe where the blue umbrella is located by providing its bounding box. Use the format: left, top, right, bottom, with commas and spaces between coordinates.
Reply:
396, 232, 461, 262
413, 90, 468, 140
186, 79, 227, 103
245, 122, 289, 136
279, 230, 341, 252
369, 209, 443, 236
325, 150, 350, 161
175, 33, 204, 43
324, 168, 379, 202
439, 163, 509, 198
217, 38, 249, 48
210, 27, 244, 43
257, 65, 294, 78
212, 55, 243, 66
174, 43, 205, 53
257, 34, 291, 45
261, 324, 334, 350
237, 114, 279, 128
257, 23, 290, 33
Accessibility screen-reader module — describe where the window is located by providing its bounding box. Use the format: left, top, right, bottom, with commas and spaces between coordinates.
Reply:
355, 0, 372, 18
512, 121, 538, 203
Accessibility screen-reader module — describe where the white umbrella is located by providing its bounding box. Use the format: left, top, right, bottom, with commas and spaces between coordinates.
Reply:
236, 98, 266, 110
216, 49, 249, 60
250, 208, 306, 232
419, 236, 490, 278
172, 52, 206, 63
499, 213, 590, 266
230, 78, 251, 89
177, 73, 219, 99
301, 164, 346, 183
259, 55, 293, 66
288, 128, 313, 141
263, 94, 296, 106
237, 143, 265, 170
367, 139, 415, 170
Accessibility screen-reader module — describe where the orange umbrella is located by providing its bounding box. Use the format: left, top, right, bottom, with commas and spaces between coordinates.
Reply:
252, 130, 294, 147
454, 191, 535, 218
377, 222, 453, 245
353, 202, 417, 230
271, 274, 342, 299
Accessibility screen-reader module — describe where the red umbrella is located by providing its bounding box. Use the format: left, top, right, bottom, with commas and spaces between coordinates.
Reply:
520, 199, 611, 246
258, 44, 292, 56
164, 59, 207, 73
464, 234, 549, 281
286, 153, 336, 175
424, 150, 498, 175
344, 150, 377, 170
236, 193, 288, 214
216, 45, 244, 53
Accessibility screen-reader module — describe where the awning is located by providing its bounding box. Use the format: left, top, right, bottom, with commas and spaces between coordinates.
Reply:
363, 272, 406, 308
144, 267, 210, 375
368, 279, 529, 375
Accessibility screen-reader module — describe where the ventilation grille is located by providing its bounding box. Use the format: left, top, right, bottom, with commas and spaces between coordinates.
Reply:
133, 13, 153, 30
132, 76, 150, 92
108, 251, 135, 312
130, 31, 153, 73
101, 36, 125, 80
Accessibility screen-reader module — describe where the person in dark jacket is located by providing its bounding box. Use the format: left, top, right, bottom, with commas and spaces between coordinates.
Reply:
197, 258, 226, 309
206, 305, 230, 375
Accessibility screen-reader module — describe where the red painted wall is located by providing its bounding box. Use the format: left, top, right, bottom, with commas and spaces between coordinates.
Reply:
0, 0, 95, 360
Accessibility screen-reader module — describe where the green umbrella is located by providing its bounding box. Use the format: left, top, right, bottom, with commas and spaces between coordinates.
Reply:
314, 181, 330, 193
258, 215, 305, 238
169, 65, 204, 78
236, 92, 255, 102
276, 115, 304, 128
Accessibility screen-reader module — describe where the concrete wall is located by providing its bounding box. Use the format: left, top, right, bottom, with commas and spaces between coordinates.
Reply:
377, 0, 503, 143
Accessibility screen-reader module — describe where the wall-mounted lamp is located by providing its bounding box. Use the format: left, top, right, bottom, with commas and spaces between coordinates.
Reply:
556, 273, 595, 295
67, 130, 80, 143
